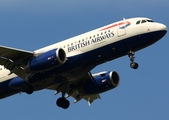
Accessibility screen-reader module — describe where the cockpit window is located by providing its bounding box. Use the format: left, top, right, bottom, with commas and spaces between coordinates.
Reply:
141, 20, 147, 23
136, 19, 154, 25
136, 20, 140, 24
147, 19, 154, 22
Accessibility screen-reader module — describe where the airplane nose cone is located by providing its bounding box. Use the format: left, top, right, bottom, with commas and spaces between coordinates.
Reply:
161, 24, 167, 32
155, 23, 167, 40
157, 23, 167, 32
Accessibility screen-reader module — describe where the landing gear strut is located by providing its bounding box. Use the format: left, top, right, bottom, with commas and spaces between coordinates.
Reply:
56, 83, 70, 109
128, 51, 139, 69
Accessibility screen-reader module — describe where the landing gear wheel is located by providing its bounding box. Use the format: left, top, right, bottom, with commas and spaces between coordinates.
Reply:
130, 62, 139, 69
21, 84, 34, 94
56, 97, 70, 109
25, 85, 34, 94
62, 100, 70, 109
56, 97, 64, 107
128, 51, 139, 69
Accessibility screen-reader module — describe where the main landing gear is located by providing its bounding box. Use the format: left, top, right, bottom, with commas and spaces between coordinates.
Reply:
56, 97, 70, 109
56, 83, 70, 109
128, 51, 139, 69
21, 83, 34, 94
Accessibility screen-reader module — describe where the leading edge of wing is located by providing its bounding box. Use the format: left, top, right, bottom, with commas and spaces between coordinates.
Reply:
0, 45, 34, 61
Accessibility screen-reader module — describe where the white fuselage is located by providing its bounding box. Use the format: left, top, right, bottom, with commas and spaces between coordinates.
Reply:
34, 17, 166, 57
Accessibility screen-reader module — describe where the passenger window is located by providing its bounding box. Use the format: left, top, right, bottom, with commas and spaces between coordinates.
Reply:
136, 21, 140, 24
141, 20, 147, 23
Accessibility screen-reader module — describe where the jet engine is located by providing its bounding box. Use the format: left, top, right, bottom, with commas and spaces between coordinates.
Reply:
9, 77, 34, 94
25, 48, 66, 72
83, 71, 120, 95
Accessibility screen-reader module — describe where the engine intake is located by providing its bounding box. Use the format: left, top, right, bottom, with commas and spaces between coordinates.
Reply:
25, 48, 66, 72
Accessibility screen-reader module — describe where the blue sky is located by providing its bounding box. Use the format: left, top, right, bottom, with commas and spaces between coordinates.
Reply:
0, 0, 169, 120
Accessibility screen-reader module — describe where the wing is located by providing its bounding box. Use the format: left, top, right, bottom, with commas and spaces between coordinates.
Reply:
0, 45, 33, 61
0, 45, 34, 79
48, 72, 101, 106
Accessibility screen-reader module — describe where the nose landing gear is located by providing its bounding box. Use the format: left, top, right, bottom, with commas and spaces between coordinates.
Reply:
128, 51, 139, 69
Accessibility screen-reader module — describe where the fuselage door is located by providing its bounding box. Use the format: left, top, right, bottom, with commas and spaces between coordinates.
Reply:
117, 19, 126, 37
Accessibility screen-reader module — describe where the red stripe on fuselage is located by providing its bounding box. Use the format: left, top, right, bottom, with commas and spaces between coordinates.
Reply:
100, 21, 130, 31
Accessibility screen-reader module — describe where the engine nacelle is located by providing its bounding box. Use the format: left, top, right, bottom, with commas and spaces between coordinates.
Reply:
83, 71, 120, 95
9, 77, 26, 89
25, 48, 66, 72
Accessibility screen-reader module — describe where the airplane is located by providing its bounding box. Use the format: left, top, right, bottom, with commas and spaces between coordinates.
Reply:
0, 17, 167, 109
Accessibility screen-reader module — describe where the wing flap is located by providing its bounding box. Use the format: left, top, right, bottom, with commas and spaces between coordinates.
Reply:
0, 57, 31, 80
0, 45, 34, 79
71, 92, 100, 106
83, 94, 101, 106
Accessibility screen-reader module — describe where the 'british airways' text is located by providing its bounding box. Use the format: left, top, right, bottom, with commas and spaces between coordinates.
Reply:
68, 32, 114, 52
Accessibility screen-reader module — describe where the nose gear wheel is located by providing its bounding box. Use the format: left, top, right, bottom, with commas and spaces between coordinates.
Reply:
128, 51, 139, 69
